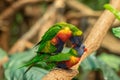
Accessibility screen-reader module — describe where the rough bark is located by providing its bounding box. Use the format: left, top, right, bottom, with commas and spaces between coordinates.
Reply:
42, 0, 120, 80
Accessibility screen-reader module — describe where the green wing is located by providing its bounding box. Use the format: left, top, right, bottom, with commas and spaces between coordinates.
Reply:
35, 22, 82, 46
40, 22, 82, 42
41, 25, 62, 42
34, 22, 82, 53
35, 25, 62, 46
48, 53, 72, 62
34, 25, 62, 53
18, 54, 48, 69
48, 48, 78, 62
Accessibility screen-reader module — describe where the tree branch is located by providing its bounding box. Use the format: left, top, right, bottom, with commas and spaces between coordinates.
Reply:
73, 0, 120, 69
9, 0, 65, 54
0, 56, 9, 67
42, 0, 120, 80
0, 0, 51, 20
66, 0, 102, 17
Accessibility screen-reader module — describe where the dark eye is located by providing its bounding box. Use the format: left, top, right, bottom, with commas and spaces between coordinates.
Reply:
83, 46, 85, 48
81, 45, 85, 48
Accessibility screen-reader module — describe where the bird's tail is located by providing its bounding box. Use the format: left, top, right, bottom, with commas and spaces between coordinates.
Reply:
19, 54, 47, 74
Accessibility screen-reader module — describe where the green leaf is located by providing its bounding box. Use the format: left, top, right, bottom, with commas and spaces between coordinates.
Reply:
16, 13, 23, 23
3, 50, 48, 80
0, 48, 7, 60
80, 53, 120, 80
112, 27, 120, 38
98, 53, 120, 71
80, 53, 100, 71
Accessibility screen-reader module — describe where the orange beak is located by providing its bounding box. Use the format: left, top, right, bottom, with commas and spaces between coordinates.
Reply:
84, 48, 87, 52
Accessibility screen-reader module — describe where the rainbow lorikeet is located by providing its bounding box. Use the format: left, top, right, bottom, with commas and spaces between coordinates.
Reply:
35, 22, 83, 54
56, 44, 86, 69
20, 22, 87, 73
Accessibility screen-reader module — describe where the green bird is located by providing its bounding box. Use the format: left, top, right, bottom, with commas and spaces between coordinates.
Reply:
36, 22, 83, 54
20, 22, 86, 73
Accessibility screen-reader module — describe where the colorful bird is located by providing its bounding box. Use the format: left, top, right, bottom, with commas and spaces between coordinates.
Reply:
57, 44, 87, 69
36, 22, 83, 54
20, 22, 86, 73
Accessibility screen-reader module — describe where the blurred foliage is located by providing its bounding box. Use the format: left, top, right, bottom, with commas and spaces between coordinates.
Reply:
112, 27, 120, 38
0, 48, 7, 60
98, 53, 120, 71
10, 13, 23, 46
1, 48, 119, 80
16, 13, 23, 23
78, 0, 109, 10
79, 53, 120, 80
3, 50, 48, 80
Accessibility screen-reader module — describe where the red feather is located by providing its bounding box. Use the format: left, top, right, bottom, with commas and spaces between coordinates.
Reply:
65, 56, 80, 68
57, 27, 72, 42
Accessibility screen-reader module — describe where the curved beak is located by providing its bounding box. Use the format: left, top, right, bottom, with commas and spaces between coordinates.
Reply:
84, 48, 87, 52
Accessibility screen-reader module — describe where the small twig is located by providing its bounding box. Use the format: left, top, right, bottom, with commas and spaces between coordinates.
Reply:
66, 12, 101, 19
72, 0, 120, 69
0, 56, 9, 67
43, 0, 120, 80
112, 19, 120, 27
38, 0, 65, 41
102, 31, 120, 54
66, 0, 102, 17
9, 0, 65, 54
0, 0, 51, 52
38, 18, 56, 41
84, 20, 120, 55
25, 41, 34, 49
0, 0, 51, 20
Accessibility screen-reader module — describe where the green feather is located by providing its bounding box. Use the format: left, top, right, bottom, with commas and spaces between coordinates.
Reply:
35, 25, 61, 53
35, 22, 83, 54
19, 54, 50, 74
19, 54, 49, 68
48, 53, 72, 62
48, 48, 78, 62
37, 41, 57, 53
41, 25, 61, 41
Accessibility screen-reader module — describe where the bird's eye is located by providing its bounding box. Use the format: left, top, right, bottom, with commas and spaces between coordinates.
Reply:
83, 46, 85, 48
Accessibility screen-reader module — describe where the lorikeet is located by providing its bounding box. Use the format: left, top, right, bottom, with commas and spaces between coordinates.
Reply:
57, 44, 87, 69
36, 22, 83, 54
20, 22, 87, 73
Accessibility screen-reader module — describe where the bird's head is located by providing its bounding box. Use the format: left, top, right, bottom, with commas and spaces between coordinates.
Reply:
80, 44, 87, 52
55, 22, 83, 36
74, 44, 87, 57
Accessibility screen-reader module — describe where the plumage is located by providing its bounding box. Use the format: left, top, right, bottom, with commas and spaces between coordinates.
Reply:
56, 43, 86, 69
36, 22, 83, 54
55, 22, 83, 36
20, 22, 86, 73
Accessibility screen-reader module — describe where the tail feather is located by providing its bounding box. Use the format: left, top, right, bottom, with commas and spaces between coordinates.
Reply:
19, 54, 50, 75
23, 64, 35, 75
18, 55, 40, 69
